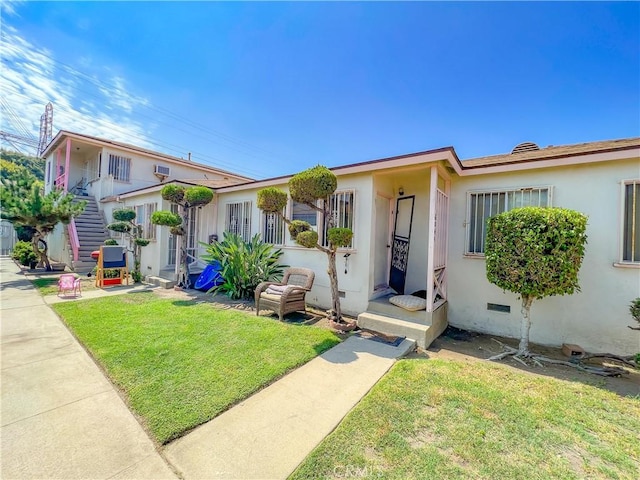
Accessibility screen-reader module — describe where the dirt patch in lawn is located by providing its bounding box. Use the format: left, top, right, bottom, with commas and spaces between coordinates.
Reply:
413, 326, 640, 398
151, 287, 639, 397
150, 286, 353, 331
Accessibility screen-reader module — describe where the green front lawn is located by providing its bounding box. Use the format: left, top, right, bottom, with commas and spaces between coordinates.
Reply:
292, 359, 640, 480
53, 293, 340, 444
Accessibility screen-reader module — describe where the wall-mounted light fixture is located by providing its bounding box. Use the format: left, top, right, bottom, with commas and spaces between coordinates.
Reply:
398, 186, 405, 196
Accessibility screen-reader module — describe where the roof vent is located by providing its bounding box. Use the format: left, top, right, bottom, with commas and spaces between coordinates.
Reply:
511, 142, 540, 154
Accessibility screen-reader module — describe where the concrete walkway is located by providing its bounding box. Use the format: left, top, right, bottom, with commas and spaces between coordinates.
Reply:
1, 256, 414, 479
0, 257, 176, 479
164, 335, 414, 479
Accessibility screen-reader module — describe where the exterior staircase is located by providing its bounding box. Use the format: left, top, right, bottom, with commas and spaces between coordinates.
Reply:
70, 195, 110, 273
357, 295, 448, 349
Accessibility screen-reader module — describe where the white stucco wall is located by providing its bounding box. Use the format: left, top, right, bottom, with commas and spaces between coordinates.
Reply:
45, 144, 242, 200
447, 157, 640, 355
102, 190, 218, 278
214, 173, 376, 315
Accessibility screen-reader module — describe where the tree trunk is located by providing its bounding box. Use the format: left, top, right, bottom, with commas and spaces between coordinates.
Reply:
177, 205, 191, 288
32, 233, 51, 271
518, 295, 534, 355
326, 249, 342, 322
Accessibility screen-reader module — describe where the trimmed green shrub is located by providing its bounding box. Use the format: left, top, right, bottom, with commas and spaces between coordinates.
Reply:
12, 240, 38, 266
160, 184, 185, 203
257, 187, 288, 213
289, 165, 337, 205
104, 239, 118, 245
327, 227, 353, 248
486, 206, 588, 354
112, 208, 136, 222
288, 220, 311, 239
297, 230, 318, 248
201, 232, 286, 300
106, 221, 132, 233
184, 186, 213, 207
151, 210, 181, 227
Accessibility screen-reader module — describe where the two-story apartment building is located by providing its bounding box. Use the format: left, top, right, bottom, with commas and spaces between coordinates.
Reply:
41, 130, 252, 276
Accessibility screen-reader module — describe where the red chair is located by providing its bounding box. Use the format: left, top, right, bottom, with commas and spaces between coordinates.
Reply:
57, 274, 82, 297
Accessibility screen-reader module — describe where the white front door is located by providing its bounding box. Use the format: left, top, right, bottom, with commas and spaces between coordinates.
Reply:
373, 195, 391, 291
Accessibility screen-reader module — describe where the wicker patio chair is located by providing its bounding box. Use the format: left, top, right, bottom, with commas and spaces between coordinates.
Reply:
255, 267, 315, 321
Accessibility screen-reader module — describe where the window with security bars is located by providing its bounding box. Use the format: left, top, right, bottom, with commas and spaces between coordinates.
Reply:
108, 154, 131, 182
226, 201, 252, 242
466, 187, 551, 255
623, 180, 640, 263
322, 190, 355, 249
262, 211, 285, 245
168, 204, 179, 265
134, 203, 157, 241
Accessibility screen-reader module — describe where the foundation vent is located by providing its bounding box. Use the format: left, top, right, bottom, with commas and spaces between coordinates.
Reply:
487, 303, 510, 313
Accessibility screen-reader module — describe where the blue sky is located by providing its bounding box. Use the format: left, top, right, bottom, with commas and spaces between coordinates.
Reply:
1, 1, 638, 179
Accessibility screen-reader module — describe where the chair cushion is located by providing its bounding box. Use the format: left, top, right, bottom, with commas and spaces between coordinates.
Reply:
389, 295, 427, 312
265, 284, 294, 295
260, 293, 285, 302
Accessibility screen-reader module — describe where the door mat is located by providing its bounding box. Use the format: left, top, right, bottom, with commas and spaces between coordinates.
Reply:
356, 329, 406, 347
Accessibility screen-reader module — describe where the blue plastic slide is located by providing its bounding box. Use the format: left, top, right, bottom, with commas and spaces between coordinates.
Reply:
194, 262, 224, 291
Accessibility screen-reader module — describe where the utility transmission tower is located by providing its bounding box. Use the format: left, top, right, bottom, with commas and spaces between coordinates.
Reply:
37, 102, 53, 156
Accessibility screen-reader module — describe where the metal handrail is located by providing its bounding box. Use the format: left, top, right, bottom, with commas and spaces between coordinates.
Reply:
68, 219, 80, 261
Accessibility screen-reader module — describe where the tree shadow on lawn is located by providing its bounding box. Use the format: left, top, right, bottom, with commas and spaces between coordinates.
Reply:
418, 326, 640, 398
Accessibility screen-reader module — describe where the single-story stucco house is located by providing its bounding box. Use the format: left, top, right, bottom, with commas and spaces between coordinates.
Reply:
42, 132, 640, 355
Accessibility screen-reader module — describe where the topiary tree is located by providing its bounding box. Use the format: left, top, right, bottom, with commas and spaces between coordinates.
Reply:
485, 206, 588, 359
0, 170, 85, 270
106, 208, 151, 283
257, 166, 353, 325
151, 184, 213, 288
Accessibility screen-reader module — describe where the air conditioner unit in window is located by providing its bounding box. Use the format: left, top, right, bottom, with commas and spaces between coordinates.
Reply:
154, 165, 171, 177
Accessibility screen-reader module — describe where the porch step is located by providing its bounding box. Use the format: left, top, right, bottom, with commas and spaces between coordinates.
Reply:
357, 301, 448, 350
357, 312, 432, 349
366, 295, 430, 324
146, 276, 176, 289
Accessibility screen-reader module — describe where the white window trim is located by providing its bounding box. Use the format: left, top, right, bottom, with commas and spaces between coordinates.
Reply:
134, 203, 157, 242
464, 185, 553, 257
107, 154, 132, 183
615, 179, 640, 268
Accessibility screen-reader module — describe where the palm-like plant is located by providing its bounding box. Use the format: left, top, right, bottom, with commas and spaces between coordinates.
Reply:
201, 232, 287, 300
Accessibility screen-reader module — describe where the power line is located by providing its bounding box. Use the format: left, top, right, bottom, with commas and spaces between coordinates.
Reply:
0, 45, 285, 162
5, 90, 270, 178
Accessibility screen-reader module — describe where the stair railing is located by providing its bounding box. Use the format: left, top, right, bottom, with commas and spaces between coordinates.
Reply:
68, 219, 80, 262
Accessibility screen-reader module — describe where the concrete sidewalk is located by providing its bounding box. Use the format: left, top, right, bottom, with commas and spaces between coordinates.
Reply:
0, 257, 176, 479
164, 334, 414, 479
1, 255, 414, 479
